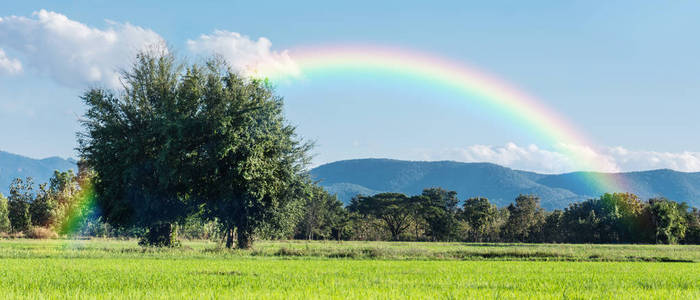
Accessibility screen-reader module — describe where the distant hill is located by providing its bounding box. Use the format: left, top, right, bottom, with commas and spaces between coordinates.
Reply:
0, 151, 77, 196
310, 159, 700, 209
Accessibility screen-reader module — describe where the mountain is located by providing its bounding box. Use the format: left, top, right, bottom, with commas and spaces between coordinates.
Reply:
0, 151, 77, 196
310, 158, 700, 209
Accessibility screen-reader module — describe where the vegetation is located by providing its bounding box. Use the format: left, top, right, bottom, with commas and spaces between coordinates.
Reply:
0, 239, 699, 299
77, 51, 310, 248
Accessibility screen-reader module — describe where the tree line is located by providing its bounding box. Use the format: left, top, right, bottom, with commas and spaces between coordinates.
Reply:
299, 188, 700, 245
3, 176, 699, 246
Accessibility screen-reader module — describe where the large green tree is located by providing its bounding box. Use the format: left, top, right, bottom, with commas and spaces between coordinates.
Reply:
79, 51, 310, 248
79, 52, 204, 246
189, 62, 311, 249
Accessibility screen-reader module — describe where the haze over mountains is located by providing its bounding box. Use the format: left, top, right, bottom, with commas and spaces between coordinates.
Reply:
310, 159, 700, 209
1, 151, 699, 209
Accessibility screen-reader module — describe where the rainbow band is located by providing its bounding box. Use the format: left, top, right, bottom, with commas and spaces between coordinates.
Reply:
253, 45, 627, 194
59, 181, 96, 236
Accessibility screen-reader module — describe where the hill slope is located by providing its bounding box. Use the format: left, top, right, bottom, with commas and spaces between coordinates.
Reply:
0, 151, 77, 196
310, 159, 700, 209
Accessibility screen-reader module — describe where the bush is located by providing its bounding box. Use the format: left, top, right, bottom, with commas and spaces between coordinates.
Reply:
26, 227, 58, 239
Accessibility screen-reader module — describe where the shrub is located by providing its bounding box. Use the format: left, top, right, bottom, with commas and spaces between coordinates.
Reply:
26, 227, 58, 239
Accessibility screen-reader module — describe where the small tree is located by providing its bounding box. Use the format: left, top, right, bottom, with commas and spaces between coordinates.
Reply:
417, 188, 459, 241
29, 183, 58, 228
648, 198, 688, 244
296, 185, 348, 240
461, 197, 499, 242
8, 177, 33, 233
502, 194, 545, 242
541, 209, 564, 243
348, 193, 415, 240
0, 193, 10, 233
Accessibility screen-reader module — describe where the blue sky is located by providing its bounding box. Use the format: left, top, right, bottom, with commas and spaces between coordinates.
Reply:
1, 1, 699, 173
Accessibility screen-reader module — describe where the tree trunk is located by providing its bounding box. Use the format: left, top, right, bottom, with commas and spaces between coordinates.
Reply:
225, 228, 235, 249
237, 228, 252, 249
140, 223, 177, 247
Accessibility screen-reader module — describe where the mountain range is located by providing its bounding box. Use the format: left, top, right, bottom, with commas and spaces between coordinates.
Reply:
1, 152, 698, 210
310, 159, 700, 209
0, 151, 77, 196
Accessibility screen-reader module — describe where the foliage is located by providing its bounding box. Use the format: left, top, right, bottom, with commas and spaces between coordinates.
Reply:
29, 184, 57, 228
461, 197, 500, 242
647, 198, 688, 244
296, 184, 349, 240
503, 195, 546, 242
0, 193, 9, 233
7, 178, 33, 233
78, 51, 310, 248
348, 193, 416, 240
25, 226, 58, 239
416, 188, 459, 241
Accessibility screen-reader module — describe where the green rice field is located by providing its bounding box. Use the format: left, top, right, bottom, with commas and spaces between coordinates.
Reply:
1, 239, 698, 299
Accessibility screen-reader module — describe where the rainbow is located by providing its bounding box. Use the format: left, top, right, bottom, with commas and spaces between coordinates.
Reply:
251, 44, 628, 194
58, 180, 97, 236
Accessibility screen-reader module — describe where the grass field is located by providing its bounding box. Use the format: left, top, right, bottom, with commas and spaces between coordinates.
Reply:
1, 239, 698, 299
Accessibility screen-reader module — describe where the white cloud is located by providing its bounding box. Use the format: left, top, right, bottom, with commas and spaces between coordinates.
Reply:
0, 48, 22, 74
187, 30, 299, 78
0, 10, 164, 88
413, 143, 700, 174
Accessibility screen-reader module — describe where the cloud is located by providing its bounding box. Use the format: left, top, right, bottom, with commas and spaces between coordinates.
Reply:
187, 30, 299, 78
0, 10, 164, 88
0, 48, 22, 74
413, 143, 700, 174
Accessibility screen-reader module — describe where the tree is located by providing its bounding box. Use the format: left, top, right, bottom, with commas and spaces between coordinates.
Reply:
80, 50, 311, 248
647, 198, 688, 244
48, 170, 80, 227
542, 210, 564, 243
29, 183, 57, 228
349, 193, 415, 240
683, 208, 700, 244
461, 197, 499, 242
296, 185, 348, 240
8, 177, 33, 233
78, 51, 200, 246
502, 195, 545, 242
0, 193, 9, 233
597, 193, 650, 243
185, 60, 311, 249
417, 188, 459, 241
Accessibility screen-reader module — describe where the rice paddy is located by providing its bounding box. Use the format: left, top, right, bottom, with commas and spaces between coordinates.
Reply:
1, 239, 698, 299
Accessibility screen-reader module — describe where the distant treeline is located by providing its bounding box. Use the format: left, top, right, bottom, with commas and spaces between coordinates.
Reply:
2, 171, 699, 245
293, 187, 700, 245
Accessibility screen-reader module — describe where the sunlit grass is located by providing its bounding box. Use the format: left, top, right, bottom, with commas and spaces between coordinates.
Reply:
0, 239, 698, 299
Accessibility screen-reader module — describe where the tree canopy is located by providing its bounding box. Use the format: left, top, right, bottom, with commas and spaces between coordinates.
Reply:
78, 51, 310, 248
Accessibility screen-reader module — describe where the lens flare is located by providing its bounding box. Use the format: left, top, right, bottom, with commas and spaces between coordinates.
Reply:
58, 180, 97, 236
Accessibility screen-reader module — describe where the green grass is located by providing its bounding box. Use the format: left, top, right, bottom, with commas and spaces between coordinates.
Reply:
0, 239, 699, 299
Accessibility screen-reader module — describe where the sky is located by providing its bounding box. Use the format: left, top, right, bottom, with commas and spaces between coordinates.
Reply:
1, 1, 699, 173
